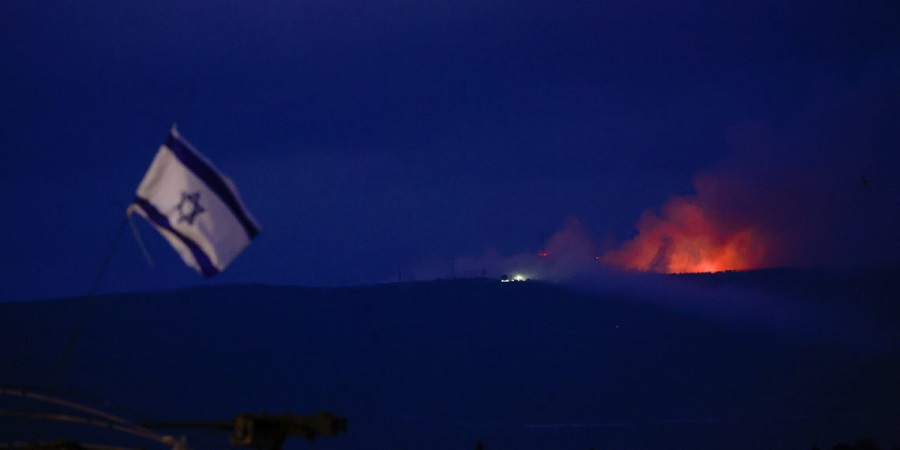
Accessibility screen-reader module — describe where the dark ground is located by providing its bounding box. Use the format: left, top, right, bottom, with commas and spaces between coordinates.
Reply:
2, 268, 898, 450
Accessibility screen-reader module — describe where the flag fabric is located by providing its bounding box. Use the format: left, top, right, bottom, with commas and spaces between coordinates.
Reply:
128, 126, 260, 276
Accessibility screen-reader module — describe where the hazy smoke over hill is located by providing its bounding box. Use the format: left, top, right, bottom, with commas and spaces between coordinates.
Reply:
408, 217, 602, 282
605, 61, 900, 272
601, 185, 769, 273
415, 56, 899, 278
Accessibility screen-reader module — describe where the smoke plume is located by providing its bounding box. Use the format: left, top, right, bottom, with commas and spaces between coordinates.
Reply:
605, 61, 900, 272
410, 56, 899, 280
602, 190, 769, 273
407, 217, 604, 282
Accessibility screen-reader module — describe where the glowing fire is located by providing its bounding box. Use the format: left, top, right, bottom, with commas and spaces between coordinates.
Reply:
603, 196, 767, 273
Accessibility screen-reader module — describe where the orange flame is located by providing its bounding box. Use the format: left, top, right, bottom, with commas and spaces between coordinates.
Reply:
603, 196, 767, 273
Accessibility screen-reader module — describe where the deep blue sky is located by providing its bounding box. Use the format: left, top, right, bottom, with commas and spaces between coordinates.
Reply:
2, 1, 898, 301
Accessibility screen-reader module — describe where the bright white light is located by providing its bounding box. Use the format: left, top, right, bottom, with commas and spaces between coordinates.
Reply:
500, 273, 529, 283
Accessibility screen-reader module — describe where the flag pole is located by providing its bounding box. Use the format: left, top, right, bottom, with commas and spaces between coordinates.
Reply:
129, 213, 155, 268
52, 214, 130, 391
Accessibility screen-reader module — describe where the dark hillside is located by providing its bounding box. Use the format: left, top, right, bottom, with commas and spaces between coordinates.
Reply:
2, 272, 898, 450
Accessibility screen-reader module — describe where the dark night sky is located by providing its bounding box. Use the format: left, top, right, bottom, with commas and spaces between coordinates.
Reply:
2, 1, 898, 301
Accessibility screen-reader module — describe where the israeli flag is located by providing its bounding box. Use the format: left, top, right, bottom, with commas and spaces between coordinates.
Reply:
128, 126, 260, 276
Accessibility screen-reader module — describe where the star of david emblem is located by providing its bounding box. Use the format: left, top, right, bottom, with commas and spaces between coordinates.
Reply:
176, 191, 205, 225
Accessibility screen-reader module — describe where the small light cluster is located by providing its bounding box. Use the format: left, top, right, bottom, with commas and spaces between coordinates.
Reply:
500, 274, 528, 283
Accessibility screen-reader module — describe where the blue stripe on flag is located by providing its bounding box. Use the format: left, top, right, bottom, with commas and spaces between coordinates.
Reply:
133, 197, 220, 277
165, 133, 260, 239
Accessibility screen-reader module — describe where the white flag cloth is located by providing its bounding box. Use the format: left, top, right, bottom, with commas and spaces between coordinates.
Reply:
128, 127, 260, 276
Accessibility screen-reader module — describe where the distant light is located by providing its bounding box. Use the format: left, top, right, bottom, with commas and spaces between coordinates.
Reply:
500, 273, 529, 283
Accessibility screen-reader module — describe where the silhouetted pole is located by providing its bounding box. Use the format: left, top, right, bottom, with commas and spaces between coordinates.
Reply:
53, 216, 129, 389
